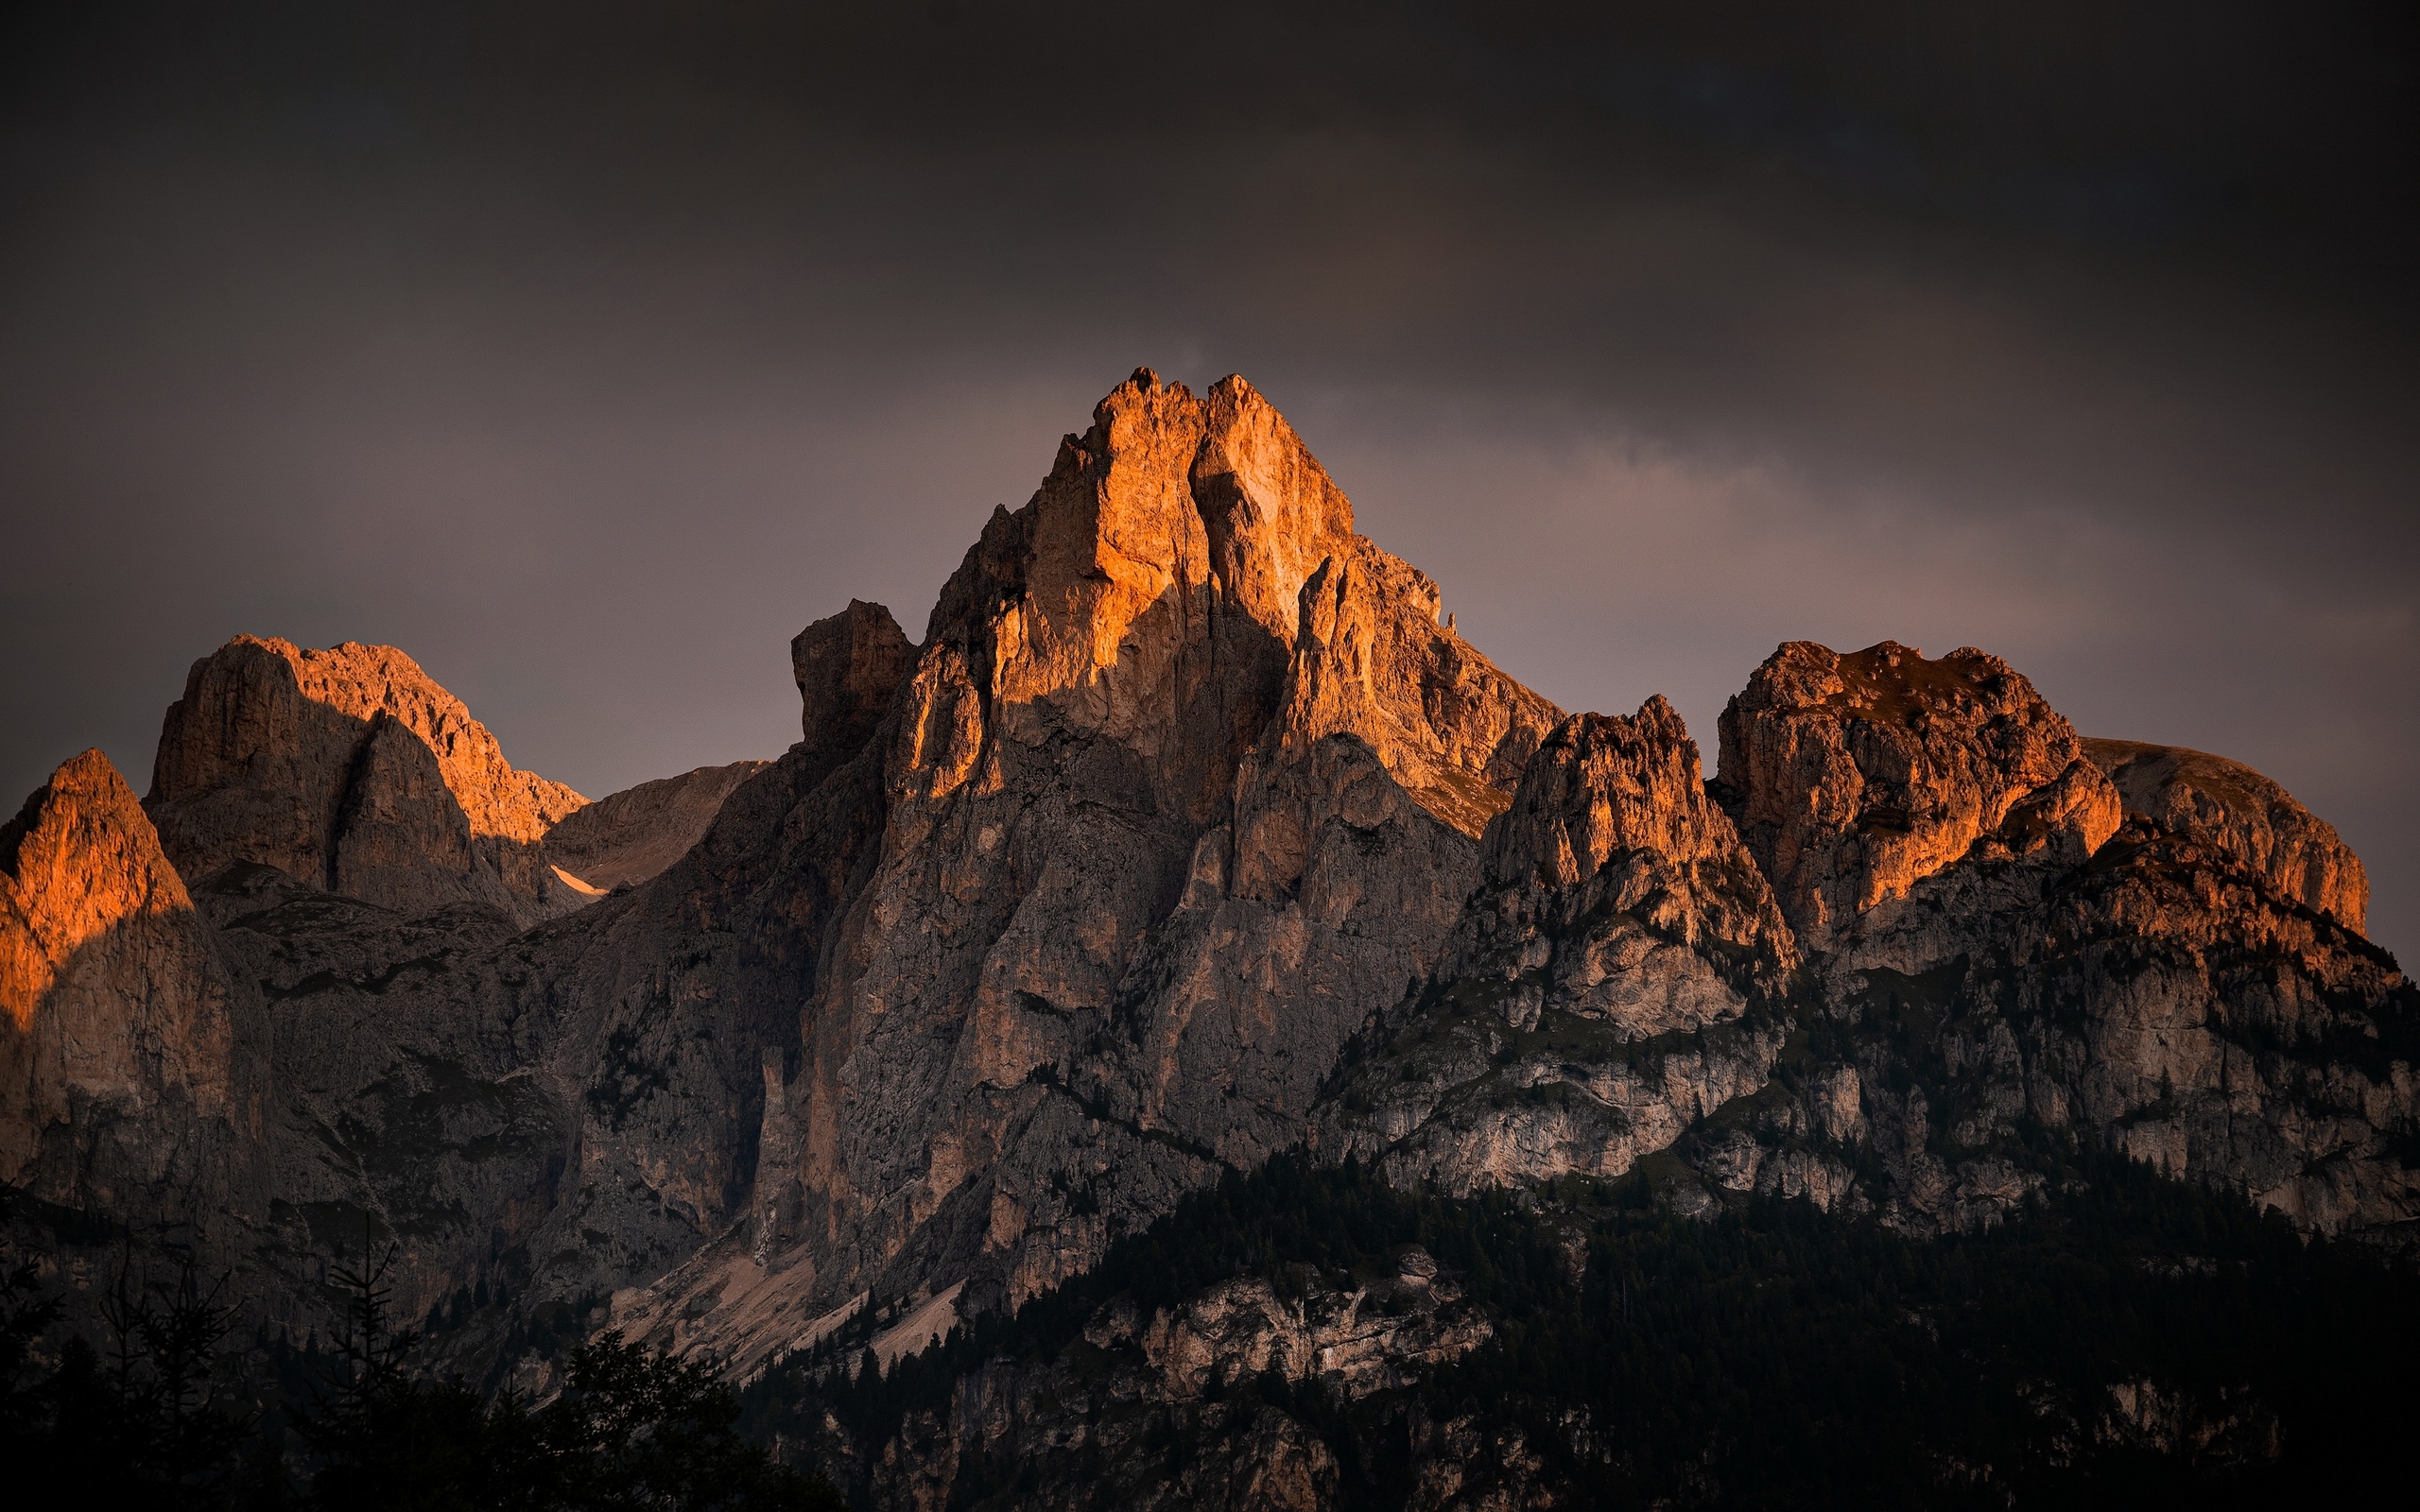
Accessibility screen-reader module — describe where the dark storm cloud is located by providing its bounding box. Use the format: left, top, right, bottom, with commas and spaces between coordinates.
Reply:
3, 3, 2414, 949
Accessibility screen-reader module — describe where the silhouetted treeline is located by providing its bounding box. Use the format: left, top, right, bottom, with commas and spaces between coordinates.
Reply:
13, 1142, 2419, 1510
751, 1139, 2420, 1508
0, 1213, 839, 1512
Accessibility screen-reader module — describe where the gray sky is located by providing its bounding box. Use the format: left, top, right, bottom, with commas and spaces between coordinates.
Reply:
5, 3, 2413, 956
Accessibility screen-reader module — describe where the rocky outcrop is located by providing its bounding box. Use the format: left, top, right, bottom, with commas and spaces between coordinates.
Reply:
2085, 737, 2369, 935
1699, 639, 2413, 1238
543, 760, 769, 894
1324, 698, 1797, 1195
794, 601, 917, 760
147, 637, 590, 925
0, 750, 232, 1211
796, 1252, 1503, 1512
1714, 641, 2118, 956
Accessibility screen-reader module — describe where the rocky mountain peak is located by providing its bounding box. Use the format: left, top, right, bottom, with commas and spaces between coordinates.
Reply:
907, 371, 1556, 836
1, 748, 229, 1204
605, 372, 1569, 1353
145, 635, 590, 923
1487, 699, 1753, 889
1716, 639, 2110, 952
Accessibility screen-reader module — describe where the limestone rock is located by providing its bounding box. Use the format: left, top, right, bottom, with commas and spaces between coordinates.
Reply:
0, 750, 231, 1210
2084, 736, 2368, 935
147, 637, 588, 925
645, 369, 1562, 1360
542, 760, 769, 894
1324, 697, 1795, 1194
793, 601, 915, 760
1714, 640, 2115, 954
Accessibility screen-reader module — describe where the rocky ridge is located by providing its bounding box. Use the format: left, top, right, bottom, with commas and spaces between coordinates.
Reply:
3, 371, 2413, 1490
542, 760, 770, 895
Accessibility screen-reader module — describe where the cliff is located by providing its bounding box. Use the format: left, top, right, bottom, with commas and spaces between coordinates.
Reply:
4, 372, 2412, 1478
615, 370, 1562, 1373
1, 749, 232, 1212
147, 637, 591, 925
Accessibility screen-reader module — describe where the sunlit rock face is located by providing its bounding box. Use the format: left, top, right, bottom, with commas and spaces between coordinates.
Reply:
1712, 640, 2118, 957
0, 749, 232, 1211
642, 369, 1564, 1362
147, 636, 592, 924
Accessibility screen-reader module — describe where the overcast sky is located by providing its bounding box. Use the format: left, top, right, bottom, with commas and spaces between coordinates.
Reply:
4, 2, 2413, 955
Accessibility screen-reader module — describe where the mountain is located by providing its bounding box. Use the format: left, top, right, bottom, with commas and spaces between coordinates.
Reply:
5, 370, 2413, 1503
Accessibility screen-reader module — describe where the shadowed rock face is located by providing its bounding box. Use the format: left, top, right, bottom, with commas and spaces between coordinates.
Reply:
2083, 737, 2369, 935
793, 601, 916, 760
542, 761, 769, 894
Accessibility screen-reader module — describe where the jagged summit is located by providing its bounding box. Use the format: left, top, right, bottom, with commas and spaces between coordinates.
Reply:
145, 635, 589, 924
1716, 639, 2117, 953
4, 371, 2411, 1490
2, 748, 229, 1207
